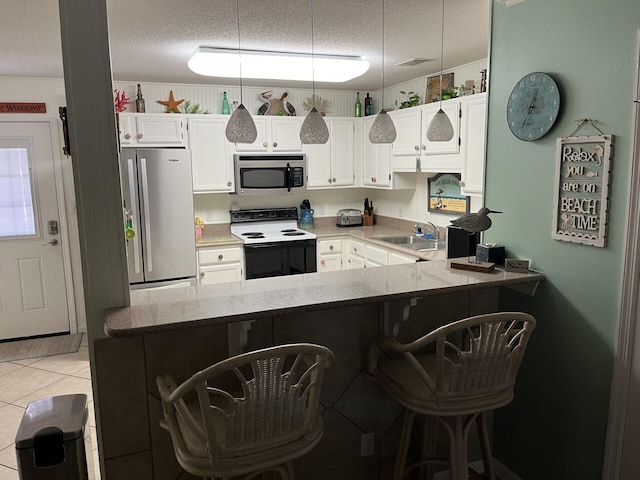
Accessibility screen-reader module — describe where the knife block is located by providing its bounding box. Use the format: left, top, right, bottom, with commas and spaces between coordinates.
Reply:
363, 212, 374, 226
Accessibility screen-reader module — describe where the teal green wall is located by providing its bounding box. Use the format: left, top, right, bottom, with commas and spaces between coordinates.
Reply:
485, 1, 638, 478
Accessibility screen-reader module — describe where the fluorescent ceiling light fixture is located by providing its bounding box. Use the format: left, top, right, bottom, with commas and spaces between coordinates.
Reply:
188, 47, 369, 83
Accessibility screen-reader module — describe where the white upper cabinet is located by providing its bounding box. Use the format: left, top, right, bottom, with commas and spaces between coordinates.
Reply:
234, 116, 303, 152
306, 118, 355, 189
119, 113, 187, 147
188, 116, 235, 193
459, 93, 487, 196
389, 100, 462, 173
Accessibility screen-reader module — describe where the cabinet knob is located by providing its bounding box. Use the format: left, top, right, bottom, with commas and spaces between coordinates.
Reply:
227, 181, 232, 187
459, 180, 466, 187
414, 145, 420, 151
218, 254, 224, 260
328, 178, 332, 183
137, 133, 143, 139
200, 272, 205, 277
332, 178, 336, 183
321, 259, 326, 265
263, 141, 268, 147
273, 142, 278, 148
353, 247, 358, 253
124, 133, 131, 140
329, 245, 334, 250
421, 144, 426, 150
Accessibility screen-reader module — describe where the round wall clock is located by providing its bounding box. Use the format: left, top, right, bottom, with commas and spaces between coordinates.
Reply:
506, 72, 560, 141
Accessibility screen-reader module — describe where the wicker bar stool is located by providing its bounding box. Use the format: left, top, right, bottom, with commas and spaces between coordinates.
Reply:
370, 312, 536, 480
157, 343, 335, 480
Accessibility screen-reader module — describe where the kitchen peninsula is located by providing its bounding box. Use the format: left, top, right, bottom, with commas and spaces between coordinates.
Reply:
98, 261, 542, 479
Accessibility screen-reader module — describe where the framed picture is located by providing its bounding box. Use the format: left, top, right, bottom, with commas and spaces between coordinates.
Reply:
428, 173, 470, 214
426, 73, 455, 103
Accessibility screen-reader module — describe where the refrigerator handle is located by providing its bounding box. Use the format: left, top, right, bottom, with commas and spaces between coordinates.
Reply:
140, 157, 153, 272
127, 158, 142, 274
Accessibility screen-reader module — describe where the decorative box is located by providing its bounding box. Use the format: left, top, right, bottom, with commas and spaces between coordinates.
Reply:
476, 243, 505, 265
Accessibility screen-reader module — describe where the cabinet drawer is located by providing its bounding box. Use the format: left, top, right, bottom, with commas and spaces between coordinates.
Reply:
198, 247, 243, 265
319, 238, 342, 254
366, 244, 388, 265
349, 239, 365, 257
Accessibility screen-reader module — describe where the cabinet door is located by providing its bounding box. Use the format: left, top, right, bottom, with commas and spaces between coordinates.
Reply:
460, 94, 487, 196
366, 244, 388, 266
270, 117, 303, 151
348, 256, 365, 269
188, 117, 234, 193
234, 116, 269, 152
330, 119, 355, 187
199, 264, 243, 285
135, 115, 186, 146
363, 117, 391, 187
390, 108, 422, 157
305, 142, 332, 188
388, 251, 418, 265
422, 101, 460, 155
118, 114, 134, 145
318, 254, 342, 272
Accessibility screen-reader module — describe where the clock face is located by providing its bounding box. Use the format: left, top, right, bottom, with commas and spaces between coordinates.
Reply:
506, 72, 560, 141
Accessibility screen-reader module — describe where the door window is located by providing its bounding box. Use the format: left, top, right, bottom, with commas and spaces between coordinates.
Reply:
0, 147, 37, 237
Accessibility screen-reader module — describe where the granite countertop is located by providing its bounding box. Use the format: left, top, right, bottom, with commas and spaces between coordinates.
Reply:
196, 222, 445, 260
105, 260, 543, 337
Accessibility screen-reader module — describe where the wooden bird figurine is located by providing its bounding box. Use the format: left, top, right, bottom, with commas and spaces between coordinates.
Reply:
450, 207, 502, 233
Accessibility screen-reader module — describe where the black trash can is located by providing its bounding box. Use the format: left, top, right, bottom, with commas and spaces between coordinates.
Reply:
15, 394, 94, 480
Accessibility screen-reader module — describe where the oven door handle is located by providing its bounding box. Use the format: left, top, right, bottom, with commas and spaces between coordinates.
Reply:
244, 242, 281, 249
286, 162, 292, 192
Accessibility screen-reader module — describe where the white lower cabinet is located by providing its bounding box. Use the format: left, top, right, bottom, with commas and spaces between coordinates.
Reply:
388, 251, 419, 265
365, 243, 388, 267
347, 239, 365, 269
317, 237, 344, 272
198, 246, 244, 285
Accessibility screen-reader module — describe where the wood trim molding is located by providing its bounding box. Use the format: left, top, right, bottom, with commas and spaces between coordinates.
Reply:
603, 28, 640, 479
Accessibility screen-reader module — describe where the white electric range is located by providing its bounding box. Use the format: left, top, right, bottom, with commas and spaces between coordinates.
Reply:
230, 207, 317, 279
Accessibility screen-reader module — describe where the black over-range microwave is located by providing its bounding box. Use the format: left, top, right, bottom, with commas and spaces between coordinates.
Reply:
233, 153, 306, 195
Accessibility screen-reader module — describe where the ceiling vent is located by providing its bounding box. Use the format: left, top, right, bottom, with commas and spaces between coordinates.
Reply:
395, 58, 432, 67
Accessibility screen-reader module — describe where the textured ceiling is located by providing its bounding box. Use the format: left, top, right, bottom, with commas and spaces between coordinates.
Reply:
1, 0, 490, 91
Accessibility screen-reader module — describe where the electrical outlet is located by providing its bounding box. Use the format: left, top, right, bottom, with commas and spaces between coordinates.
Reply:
317, 206, 325, 215
398, 207, 404, 217
360, 432, 375, 457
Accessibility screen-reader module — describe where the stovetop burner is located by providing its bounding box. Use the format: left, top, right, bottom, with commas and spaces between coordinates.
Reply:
230, 207, 317, 244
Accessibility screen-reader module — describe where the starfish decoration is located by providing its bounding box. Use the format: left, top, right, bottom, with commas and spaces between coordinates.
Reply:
157, 90, 184, 113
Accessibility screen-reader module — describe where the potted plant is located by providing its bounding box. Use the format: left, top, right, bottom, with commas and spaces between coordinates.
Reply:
441, 86, 459, 100
395, 91, 421, 109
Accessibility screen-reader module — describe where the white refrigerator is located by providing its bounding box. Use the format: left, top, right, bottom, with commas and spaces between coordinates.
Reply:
120, 148, 196, 287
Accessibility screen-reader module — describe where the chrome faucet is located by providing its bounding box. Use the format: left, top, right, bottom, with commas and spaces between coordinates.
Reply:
424, 222, 440, 240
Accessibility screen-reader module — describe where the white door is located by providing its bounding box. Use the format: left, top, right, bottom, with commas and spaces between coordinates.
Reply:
0, 122, 70, 340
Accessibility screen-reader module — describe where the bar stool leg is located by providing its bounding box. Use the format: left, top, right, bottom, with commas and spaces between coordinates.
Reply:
395, 410, 417, 480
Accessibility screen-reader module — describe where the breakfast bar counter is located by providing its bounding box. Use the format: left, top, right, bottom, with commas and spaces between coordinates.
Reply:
96, 261, 543, 480
105, 259, 543, 337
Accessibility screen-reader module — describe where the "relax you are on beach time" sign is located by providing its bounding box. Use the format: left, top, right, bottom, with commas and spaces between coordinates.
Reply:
552, 135, 613, 248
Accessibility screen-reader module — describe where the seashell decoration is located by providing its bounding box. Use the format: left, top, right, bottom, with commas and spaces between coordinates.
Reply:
303, 95, 329, 116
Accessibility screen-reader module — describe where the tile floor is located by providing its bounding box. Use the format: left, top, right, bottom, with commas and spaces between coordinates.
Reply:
0, 335, 100, 480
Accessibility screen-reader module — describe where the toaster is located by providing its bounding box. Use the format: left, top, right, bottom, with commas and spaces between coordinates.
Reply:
336, 208, 363, 227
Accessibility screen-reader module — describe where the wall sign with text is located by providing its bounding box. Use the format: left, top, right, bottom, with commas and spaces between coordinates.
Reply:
552, 135, 613, 247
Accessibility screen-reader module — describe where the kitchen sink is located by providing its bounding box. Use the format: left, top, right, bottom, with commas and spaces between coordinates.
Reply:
374, 235, 441, 252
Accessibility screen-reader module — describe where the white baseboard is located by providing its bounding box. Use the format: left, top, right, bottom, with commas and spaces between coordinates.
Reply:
432, 459, 522, 480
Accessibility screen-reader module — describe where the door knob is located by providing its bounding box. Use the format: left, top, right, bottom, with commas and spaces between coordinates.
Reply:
42, 239, 59, 246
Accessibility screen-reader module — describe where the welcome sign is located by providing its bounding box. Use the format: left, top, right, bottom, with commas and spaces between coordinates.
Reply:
552, 135, 613, 247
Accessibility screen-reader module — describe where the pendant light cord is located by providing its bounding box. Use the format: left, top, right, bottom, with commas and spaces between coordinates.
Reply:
236, 0, 243, 105
311, 0, 316, 108
438, 0, 444, 109
381, 0, 385, 110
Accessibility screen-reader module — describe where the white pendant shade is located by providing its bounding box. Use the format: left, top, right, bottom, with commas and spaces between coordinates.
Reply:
426, 108, 454, 142
369, 109, 397, 144
225, 104, 257, 144
300, 108, 329, 144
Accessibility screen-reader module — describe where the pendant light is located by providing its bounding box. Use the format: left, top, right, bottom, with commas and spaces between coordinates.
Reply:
426, 0, 454, 142
369, 0, 397, 144
225, 0, 257, 144
300, 0, 329, 144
